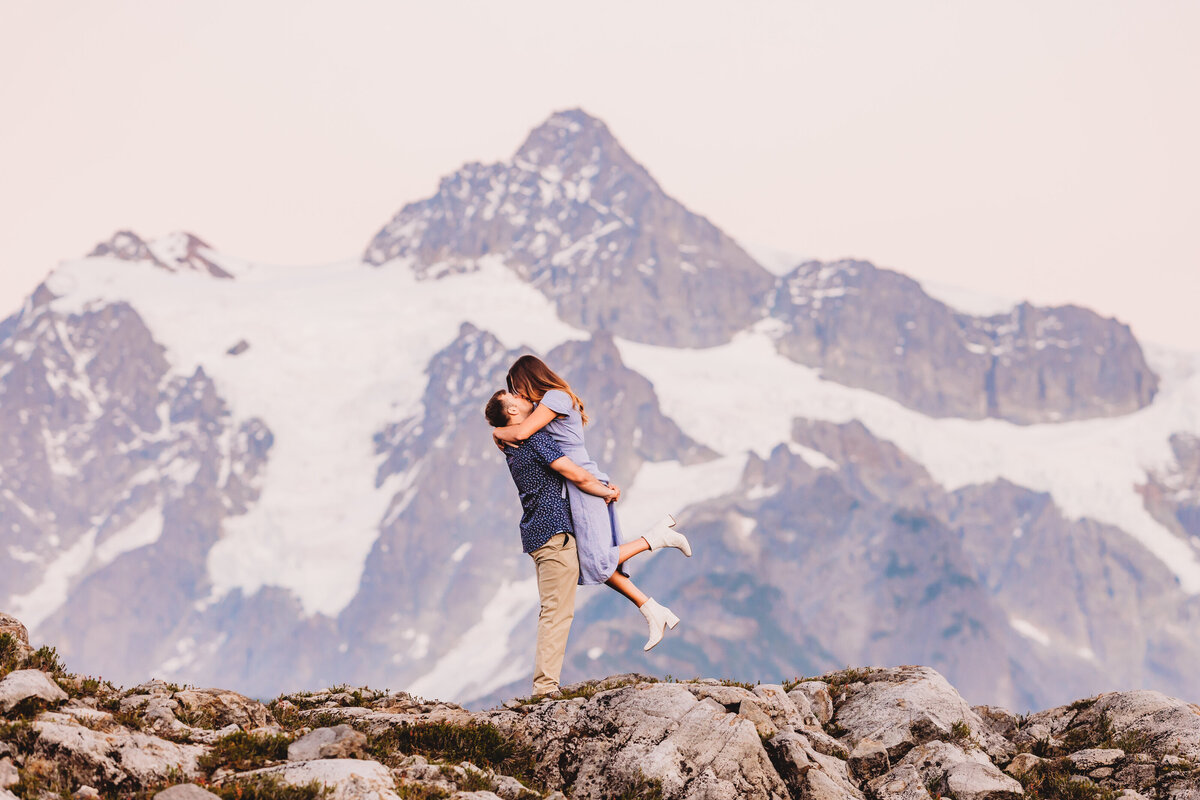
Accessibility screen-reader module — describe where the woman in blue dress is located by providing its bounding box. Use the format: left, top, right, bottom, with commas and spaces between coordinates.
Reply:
492, 354, 692, 650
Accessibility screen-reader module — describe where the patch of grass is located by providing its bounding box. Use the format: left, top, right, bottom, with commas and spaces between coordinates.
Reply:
1031, 737, 1055, 758
395, 784, 450, 800
607, 772, 664, 800
1068, 698, 1097, 712
8, 754, 73, 800
199, 731, 292, 774
718, 678, 760, 690
367, 721, 540, 791
1016, 757, 1118, 800
177, 705, 219, 729
0, 720, 38, 753
111, 708, 148, 731
948, 719, 975, 746
212, 775, 330, 800
439, 764, 491, 792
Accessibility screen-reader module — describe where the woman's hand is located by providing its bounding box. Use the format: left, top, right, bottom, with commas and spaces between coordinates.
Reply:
606, 483, 621, 504
493, 431, 508, 452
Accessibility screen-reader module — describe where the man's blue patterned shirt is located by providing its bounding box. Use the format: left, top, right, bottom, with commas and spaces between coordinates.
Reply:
503, 430, 574, 552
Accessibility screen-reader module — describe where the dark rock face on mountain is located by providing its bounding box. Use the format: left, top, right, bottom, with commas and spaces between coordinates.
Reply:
88, 231, 233, 278
0, 298, 269, 679
7, 637, 1199, 800
772, 259, 1158, 423
364, 109, 776, 347
1142, 433, 1200, 548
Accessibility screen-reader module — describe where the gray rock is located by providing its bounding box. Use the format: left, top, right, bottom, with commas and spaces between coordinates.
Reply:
753, 684, 814, 730
1067, 748, 1124, 771
173, 688, 274, 730
154, 786, 222, 800
737, 698, 779, 738
0, 758, 17, 789
0, 669, 68, 713
237, 759, 399, 800
832, 667, 995, 761
0, 789, 16, 800
72, 788, 100, 800
33, 717, 203, 787
790, 682, 834, 725
868, 764, 934, 800
944, 762, 1023, 800
848, 738, 891, 782
0, 615, 33, 660
485, 682, 790, 800
1004, 753, 1042, 780
287, 725, 368, 761
766, 731, 863, 800
893, 741, 1021, 800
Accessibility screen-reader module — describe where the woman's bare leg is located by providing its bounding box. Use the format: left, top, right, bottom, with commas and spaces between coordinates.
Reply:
606, 570, 649, 607
617, 537, 650, 565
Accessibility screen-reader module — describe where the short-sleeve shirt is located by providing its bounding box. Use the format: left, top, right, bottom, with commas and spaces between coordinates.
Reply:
503, 429, 574, 552
540, 389, 607, 481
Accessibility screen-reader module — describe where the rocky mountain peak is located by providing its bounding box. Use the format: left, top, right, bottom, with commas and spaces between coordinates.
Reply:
364, 109, 774, 347
512, 108, 652, 188
88, 230, 233, 279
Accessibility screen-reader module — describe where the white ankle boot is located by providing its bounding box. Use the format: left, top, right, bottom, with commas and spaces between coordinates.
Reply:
639, 598, 680, 651
642, 514, 692, 557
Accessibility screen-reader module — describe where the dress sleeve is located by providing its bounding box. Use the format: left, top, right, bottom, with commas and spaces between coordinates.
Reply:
540, 389, 574, 416
528, 432, 566, 465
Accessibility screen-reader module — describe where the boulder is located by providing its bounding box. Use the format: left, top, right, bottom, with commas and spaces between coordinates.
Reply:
867, 764, 933, 800
1090, 691, 1200, 761
154, 786, 222, 800
944, 763, 1024, 800
894, 741, 1019, 800
831, 667, 1005, 761
1067, 748, 1124, 772
0, 669, 68, 713
237, 759, 400, 800
0, 758, 17, 789
173, 688, 274, 730
486, 682, 791, 800
737, 699, 779, 738
0, 615, 34, 660
72, 787, 100, 800
753, 684, 816, 730
765, 731, 863, 800
789, 682, 833, 725
287, 725, 368, 761
32, 717, 204, 787
848, 738, 890, 782
1004, 753, 1042, 780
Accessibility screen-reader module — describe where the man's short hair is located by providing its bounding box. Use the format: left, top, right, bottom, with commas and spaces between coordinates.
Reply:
484, 390, 509, 428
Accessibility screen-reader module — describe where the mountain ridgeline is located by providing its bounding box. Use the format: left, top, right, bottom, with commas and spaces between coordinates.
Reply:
1, 109, 1197, 715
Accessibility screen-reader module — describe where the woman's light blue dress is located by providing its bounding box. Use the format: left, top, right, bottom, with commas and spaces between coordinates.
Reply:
540, 389, 625, 585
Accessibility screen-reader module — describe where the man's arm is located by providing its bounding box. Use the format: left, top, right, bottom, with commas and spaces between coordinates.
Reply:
550, 456, 620, 504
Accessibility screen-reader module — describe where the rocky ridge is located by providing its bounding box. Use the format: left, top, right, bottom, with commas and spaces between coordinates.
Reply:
4, 614, 1199, 800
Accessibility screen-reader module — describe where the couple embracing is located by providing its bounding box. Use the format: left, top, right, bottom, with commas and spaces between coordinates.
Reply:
484, 355, 692, 697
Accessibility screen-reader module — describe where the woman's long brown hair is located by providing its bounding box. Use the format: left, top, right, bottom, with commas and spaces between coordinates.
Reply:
506, 355, 589, 425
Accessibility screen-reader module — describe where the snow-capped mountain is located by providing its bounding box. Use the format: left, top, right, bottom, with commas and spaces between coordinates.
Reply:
2, 110, 1199, 711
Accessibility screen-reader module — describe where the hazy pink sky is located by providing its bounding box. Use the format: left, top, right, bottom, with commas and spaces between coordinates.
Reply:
2, 1, 1197, 348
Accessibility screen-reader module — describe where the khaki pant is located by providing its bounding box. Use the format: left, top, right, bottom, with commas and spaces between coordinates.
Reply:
528, 532, 579, 695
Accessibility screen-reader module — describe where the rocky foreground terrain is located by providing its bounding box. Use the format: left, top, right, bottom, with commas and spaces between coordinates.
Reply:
3, 615, 1199, 800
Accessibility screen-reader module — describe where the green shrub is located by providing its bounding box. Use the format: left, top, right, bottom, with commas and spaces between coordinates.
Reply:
1016, 757, 1118, 800
396, 784, 449, 800
368, 721, 539, 790
199, 731, 292, 774
212, 775, 330, 800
